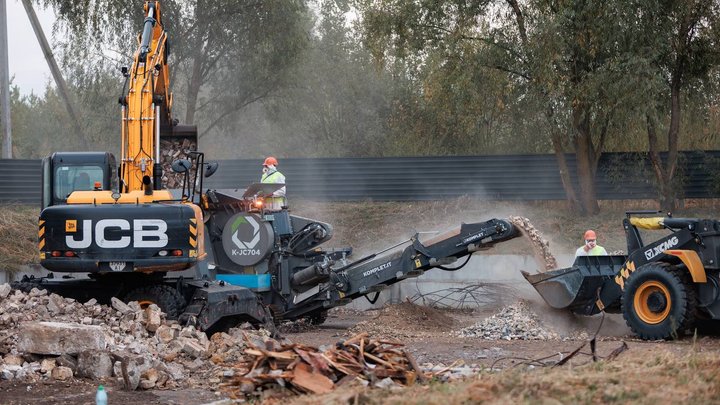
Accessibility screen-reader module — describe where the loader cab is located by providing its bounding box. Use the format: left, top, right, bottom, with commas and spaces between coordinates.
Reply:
41, 152, 118, 209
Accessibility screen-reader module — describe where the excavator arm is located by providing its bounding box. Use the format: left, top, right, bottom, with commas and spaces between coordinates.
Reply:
119, 0, 173, 193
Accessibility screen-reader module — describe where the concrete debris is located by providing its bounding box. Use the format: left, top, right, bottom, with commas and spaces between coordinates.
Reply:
40, 358, 56, 374
0, 283, 269, 390
16, 322, 107, 355
144, 304, 163, 333
4, 354, 24, 366
77, 350, 114, 379
508, 216, 558, 271
0, 283, 11, 298
160, 137, 197, 189
458, 302, 558, 340
110, 297, 133, 314
50, 366, 73, 381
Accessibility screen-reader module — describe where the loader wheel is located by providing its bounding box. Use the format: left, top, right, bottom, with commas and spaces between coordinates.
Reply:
621, 263, 696, 340
123, 285, 186, 320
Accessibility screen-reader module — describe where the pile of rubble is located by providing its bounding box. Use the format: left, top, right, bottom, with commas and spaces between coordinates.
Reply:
223, 332, 427, 398
0, 284, 267, 390
457, 301, 558, 340
508, 216, 557, 271
159, 137, 196, 189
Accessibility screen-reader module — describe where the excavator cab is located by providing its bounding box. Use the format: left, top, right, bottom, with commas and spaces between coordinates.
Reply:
41, 152, 118, 208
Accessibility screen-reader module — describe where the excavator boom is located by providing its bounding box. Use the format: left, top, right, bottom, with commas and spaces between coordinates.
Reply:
120, 0, 174, 193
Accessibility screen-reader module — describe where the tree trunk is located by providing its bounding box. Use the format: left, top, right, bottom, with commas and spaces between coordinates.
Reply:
646, 74, 682, 212
573, 104, 599, 215
184, 52, 203, 125
184, 1, 206, 125
550, 127, 580, 212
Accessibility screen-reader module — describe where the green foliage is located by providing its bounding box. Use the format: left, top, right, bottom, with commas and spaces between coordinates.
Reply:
11, 70, 119, 158
10, 0, 720, 176
36, 0, 311, 138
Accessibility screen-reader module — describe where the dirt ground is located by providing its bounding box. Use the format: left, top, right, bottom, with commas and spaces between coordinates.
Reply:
2, 301, 719, 404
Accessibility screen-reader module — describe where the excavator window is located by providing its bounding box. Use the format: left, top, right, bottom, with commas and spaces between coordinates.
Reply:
54, 165, 105, 200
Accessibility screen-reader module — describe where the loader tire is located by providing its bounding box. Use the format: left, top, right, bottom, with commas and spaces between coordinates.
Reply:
123, 285, 186, 320
621, 262, 696, 340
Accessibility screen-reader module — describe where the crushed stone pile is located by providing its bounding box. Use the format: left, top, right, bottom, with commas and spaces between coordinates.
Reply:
508, 216, 557, 271
0, 283, 270, 390
457, 301, 559, 340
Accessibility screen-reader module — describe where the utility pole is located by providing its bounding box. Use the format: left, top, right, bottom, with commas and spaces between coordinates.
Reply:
21, 0, 89, 149
0, 0, 11, 158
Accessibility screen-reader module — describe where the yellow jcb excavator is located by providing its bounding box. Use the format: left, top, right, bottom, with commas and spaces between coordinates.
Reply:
32, 1, 216, 318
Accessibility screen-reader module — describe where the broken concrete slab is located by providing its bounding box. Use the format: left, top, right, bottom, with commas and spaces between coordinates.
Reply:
16, 322, 106, 355
111, 297, 133, 314
77, 350, 113, 379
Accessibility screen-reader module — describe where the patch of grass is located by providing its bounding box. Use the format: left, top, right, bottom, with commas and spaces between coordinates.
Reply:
284, 348, 720, 405
0, 204, 39, 273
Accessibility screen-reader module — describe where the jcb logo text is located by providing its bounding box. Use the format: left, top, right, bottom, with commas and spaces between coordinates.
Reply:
66, 219, 168, 249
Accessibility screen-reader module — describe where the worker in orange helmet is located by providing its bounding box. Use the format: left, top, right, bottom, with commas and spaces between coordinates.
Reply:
260, 156, 286, 211
575, 229, 608, 257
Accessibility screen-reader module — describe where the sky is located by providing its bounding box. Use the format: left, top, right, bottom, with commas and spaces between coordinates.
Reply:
6, 0, 55, 96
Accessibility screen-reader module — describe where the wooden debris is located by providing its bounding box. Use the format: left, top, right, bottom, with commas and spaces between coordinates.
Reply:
291, 362, 334, 394
222, 332, 429, 398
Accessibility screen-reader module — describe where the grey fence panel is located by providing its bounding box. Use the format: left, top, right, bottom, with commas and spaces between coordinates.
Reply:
0, 159, 41, 204
3, 152, 719, 203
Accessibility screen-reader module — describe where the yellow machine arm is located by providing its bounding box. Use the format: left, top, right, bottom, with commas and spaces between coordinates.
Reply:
119, 1, 173, 193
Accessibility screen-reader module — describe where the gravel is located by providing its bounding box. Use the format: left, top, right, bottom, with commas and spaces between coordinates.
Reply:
457, 301, 559, 340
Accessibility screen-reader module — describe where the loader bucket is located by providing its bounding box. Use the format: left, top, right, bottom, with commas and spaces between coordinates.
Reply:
522, 255, 626, 314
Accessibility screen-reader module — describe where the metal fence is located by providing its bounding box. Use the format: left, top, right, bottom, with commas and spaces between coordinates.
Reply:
2, 151, 719, 204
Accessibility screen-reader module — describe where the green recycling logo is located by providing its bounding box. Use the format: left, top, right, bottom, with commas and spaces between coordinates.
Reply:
231, 215, 260, 250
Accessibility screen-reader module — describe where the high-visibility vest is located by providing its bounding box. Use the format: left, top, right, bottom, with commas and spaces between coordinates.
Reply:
575, 245, 608, 257
261, 170, 286, 210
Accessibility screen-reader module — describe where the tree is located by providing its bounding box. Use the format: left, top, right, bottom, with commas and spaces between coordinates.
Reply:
261, 0, 396, 157
39, 0, 310, 138
10, 70, 120, 158
625, 0, 720, 211
357, 0, 632, 213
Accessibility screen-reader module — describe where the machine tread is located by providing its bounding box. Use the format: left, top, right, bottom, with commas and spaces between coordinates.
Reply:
123, 284, 186, 320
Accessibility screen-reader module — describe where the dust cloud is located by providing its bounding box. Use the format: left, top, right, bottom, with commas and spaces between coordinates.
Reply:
522, 294, 631, 338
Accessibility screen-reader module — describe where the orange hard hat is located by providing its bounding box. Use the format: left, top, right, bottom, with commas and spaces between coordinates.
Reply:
263, 156, 278, 166
583, 230, 597, 240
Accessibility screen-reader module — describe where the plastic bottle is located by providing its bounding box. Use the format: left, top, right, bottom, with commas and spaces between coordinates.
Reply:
95, 385, 108, 405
